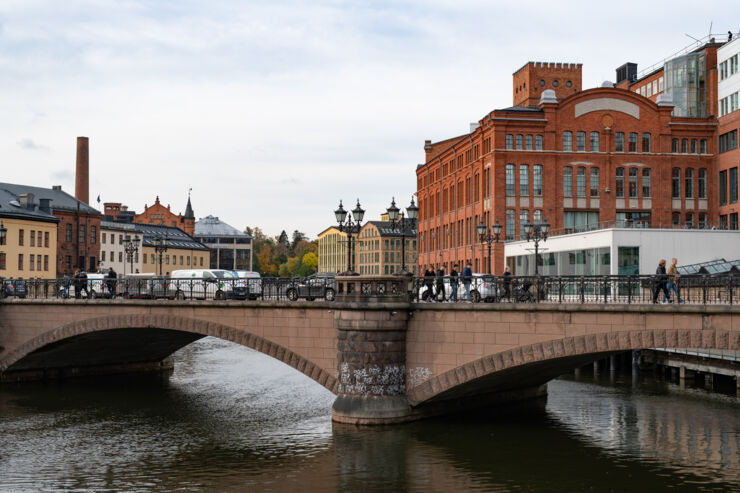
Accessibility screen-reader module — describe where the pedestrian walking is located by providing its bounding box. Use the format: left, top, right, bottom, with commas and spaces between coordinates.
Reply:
73, 269, 88, 299
502, 265, 512, 301
435, 266, 446, 302
462, 262, 473, 301
450, 263, 459, 302
652, 259, 670, 304
423, 268, 435, 302
665, 258, 684, 303
106, 267, 117, 298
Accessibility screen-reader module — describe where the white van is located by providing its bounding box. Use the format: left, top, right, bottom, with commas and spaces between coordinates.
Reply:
233, 271, 262, 300
86, 273, 108, 298
170, 269, 247, 300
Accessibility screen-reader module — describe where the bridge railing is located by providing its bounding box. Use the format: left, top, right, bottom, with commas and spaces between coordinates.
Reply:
1, 274, 738, 305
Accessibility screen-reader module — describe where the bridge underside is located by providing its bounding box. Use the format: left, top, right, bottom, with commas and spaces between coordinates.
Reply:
2, 328, 204, 382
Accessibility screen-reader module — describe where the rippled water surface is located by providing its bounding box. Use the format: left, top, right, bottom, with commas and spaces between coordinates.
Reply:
1, 338, 738, 492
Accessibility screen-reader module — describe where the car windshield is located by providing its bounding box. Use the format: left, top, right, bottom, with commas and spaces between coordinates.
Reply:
213, 271, 236, 279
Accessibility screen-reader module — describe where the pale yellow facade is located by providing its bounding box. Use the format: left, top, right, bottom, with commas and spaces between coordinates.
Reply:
0, 217, 58, 279
318, 227, 351, 274
141, 246, 209, 276
357, 222, 417, 276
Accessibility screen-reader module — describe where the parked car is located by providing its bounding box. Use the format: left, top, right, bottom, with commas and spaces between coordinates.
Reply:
233, 271, 263, 300
120, 274, 175, 299
1, 278, 27, 298
418, 274, 500, 303
285, 273, 336, 301
171, 269, 248, 300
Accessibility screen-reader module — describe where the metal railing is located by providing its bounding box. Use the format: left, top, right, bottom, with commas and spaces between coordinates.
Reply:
1, 274, 738, 305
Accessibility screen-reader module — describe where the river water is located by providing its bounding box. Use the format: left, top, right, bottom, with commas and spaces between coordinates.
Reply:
1, 338, 738, 492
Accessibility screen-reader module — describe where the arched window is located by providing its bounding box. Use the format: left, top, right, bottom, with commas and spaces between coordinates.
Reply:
628, 132, 638, 152
506, 134, 513, 149
576, 131, 586, 151
642, 133, 651, 152
563, 167, 573, 197
526, 135, 533, 150
516, 135, 523, 150
698, 168, 707, 198
535, 135, 543, 150
672, 168, 681, 198
672, 138, 679, 153
615, 132, 624, 152
576, 167, 586, 196
590, 132, 599, 152
685, 168, 694, 198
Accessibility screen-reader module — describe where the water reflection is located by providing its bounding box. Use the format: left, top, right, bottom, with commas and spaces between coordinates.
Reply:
1, 338, 738, 492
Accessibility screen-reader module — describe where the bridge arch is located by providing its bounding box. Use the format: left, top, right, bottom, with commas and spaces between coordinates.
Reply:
408, 328, 740, 407
0, 313, 338, 393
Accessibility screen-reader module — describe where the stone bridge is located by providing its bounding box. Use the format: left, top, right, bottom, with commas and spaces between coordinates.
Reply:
1, 294, 739, 424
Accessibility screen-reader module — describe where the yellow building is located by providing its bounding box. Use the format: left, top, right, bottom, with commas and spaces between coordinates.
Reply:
357, 221, 417, 275
317, 226, 352, 274
0, 190, 59, 279
136, 223, 209, 276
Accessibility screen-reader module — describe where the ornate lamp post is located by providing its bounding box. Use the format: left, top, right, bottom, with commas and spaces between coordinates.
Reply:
523, 220, 550, 275
122, 234, 141, 274
334, 199, 364, 275
386, 197, 418, 275
477, 219, 502, 275
154, 234, 170, 276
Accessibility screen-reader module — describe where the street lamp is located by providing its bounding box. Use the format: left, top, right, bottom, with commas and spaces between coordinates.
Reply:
154, 233, 170, 276
523, 219, 550, 275
334, 199, 364, 275
477, 219, 503, 274
386, 196, 418, 275
122, 234, 141, 275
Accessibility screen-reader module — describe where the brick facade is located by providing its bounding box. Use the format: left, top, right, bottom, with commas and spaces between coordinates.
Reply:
134, 196, 195, 236
55, 210, 102, 275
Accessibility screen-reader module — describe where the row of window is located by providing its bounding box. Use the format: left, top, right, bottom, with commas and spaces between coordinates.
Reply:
564, 167, 600, 197
1, 253, 50, 272
561, 132, 708, 154
718, 213, 740, 230
634, 77, 664, 98
65, 224, 98, 244
720, 92, 739, 117
504, 209, 544, 240
102, 233, 140, 244
505, 164, 543, 196
14, 229, 50, 248
719, 130, 738, 153
671, 138, 708, 154
143, 254, 204, 266
505, 134, 544, 151
101, 251, 140, 263
719, 54, 739, 81
719, 167, 739, 205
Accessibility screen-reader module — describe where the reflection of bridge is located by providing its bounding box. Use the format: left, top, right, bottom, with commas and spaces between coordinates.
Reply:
1, 276, 738, 424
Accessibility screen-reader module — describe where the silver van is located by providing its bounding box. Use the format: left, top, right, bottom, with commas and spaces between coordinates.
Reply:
233, 271, 262, 300
171, 269, 247, 300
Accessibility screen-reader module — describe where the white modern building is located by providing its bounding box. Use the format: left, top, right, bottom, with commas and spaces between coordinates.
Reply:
100, 221, 143, 275
505, 227, 740, 276
718, 35, 740, 118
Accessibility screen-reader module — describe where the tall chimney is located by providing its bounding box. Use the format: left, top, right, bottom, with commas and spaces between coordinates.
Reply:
75, 136, 89, 204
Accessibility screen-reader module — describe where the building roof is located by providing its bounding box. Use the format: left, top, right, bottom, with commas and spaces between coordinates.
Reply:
496, 106, 545, 113
183, 196, 195, 219
0, 182, 101, 215
136, 223, 209, 251
678, 258, 740, 275
365, 221, 417, 238
0, 188, 59, 223
194, 215, 250, 239
317, 225, 345, 237
100, 220, 141, 232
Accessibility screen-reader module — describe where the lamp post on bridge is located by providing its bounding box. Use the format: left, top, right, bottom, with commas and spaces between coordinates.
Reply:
523, 220, 550, 276
154, 233, 170, 276
334, 199, 364, 275
477, 219, 502, 275
122, 234, 141, 275
386, 197, 418, 275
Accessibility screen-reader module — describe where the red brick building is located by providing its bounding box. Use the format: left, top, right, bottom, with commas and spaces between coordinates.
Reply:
417, 46, 723, 275
133, 195, 195, 236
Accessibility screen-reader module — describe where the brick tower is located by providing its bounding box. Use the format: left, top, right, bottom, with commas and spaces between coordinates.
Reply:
512, 62, 582, 107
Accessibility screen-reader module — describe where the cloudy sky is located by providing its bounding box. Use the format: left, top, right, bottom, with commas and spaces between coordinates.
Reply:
1, 1, 735, 238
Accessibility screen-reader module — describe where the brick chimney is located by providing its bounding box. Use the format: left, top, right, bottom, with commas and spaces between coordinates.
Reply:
75, 136, 89, 204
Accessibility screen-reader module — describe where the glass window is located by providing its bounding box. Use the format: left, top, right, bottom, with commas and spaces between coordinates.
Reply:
519, 165, 529, 196
642, 169, 651, 197
506, 164, 515, 196
616, 168, 624, 197
516, 135, 523, 150
642, 133, 651, 152
66, 224, 73, 242
698, 168, 707, 198
647, 83, 652, 97
628, 132, 638, 152
535, 135, 543, 150
658, 77, 664, 92
505, 209, 515, 240
615, 132, 624, 152
618, 246, 640, 275
720, 170, 727, 205
691, 139, 697, 154
533, 165, 543, 196
681, 138, 688, 153
685, 168, 694, 198
698, 213, 707, 229
576, 167, 586, 197
563, 131, 572, 151
506, 135, 513, 149
590, 167, 599, 197
533, 210, 543, 224
628, 168, 638, 197
526, 135, 533, 150
719, 130, 738, 153
563, 167, 572, 197
731, 167, 738, 204
672, 168, 681, 198
685, 212, 694, 228
700, 139, 707, 154
589, 132, 599, 151
564, 211, 599, 232
576, 131, 586, 151
519, 210, 529, 240
731, 213, 739, 230
672, 138, 679, 153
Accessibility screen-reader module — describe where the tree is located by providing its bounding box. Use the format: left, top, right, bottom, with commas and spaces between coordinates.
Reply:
257, 246, 277, 276
277, 230, 289, 248
291, 230, 307, 253
302, 251, 318, 271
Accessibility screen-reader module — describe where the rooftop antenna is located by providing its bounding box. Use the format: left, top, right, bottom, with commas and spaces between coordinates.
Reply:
708, 21, 712, 38
685, 33, 700, 42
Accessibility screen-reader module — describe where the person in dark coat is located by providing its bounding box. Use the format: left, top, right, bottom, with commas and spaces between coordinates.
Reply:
449, 263, 459, 302
423, 268, 435, 301
435, 266, 446, 302
652, 259, 670, 304
106, 267, 117, 298
461, 262, 473, 301
73, 269, 88, 299
502, 265, 512, 301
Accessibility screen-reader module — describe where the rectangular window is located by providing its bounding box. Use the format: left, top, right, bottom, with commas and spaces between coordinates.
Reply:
616, 168, 624, 197
658, 76, 664, 92
576, 167, 586, 197
66, 224, 73, 242
685, 212, 694, 228
720, 215, 728, 230
516, 135, 523, 150
629, 168, 638, 198
79, 224, 86, 243
563, 167, 573, 197
732, 55, 739, 75
506, 134, 513, 149
89, 257, 95, 271
720, 61, 728, 80
519, 210, 529, 240
506, 164, 515, 196
731, 213, 739, 230
698, 168, 707, 198
731, 167, 739, 204
681, 139, 688, 153
642, 169, 651, 197
700, 139, 707, 154
672, 138, 679, 153
719, 130, 738, 153
628, 132, 638, 152
44, 231, 49, 248
0, 253, 4, 270
672, 168, 681, 199
615, 132, 624, 152
590, 132, 599, 151
505, 209, 515, 240
37, 255, 41, 271
685, 168, 694, 198
91, 226, 97, 244
30, 230, 35, 247
576, 131, 586, 151
18, 254, 23, 270
535, 135, 543, 150
19, 229, 24, 246
642, 133, 651, 152
30, 254, 35, 271
563, 131, 572, 151
647, 83, 652, 97
102, 251, 106, 261
698, 213, 707, 229
720, 170, 728, 205
526, 135, 533, 150
691, 139, 697, 154
533, 165, 543, 196
652, 80, 657, 94
590, 168, 599, 197
519, 165, 529, 196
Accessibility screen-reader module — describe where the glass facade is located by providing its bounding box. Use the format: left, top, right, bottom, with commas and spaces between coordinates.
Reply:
509, 247, 610, 276
664, 51, 707, 118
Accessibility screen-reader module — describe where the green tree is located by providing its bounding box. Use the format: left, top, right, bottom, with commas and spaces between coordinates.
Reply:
302, 252, 318, 272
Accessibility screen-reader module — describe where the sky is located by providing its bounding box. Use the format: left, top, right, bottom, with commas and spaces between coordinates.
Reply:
1, 1, 736, 238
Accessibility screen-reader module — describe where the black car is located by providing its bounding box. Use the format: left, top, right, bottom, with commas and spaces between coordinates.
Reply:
285, 273, 336, 301
1, 278, 27, 299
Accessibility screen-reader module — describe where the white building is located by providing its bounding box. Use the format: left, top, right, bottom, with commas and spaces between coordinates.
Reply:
505, 228, 740, 276
718, 35, 740, 117
100, 221, 143, 275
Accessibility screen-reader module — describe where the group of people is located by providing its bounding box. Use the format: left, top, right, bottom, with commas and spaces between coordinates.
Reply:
62, 267, 119, 299
652, 257, 684, 304
421, 263, 515, 302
